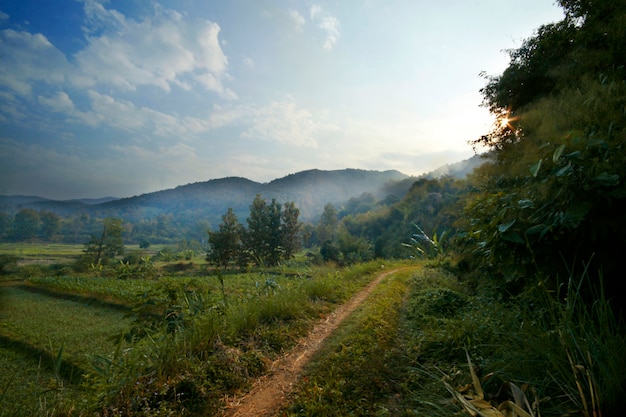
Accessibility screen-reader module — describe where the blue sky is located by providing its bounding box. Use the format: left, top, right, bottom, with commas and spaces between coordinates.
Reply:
0, 0, 564, 199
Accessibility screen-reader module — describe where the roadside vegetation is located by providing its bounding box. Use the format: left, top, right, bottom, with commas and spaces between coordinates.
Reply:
0, 251, 394, 416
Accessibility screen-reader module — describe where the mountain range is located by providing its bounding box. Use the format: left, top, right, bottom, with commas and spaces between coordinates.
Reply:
0, 156, 483, 226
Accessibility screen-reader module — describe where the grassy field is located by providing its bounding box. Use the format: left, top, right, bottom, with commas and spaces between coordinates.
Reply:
0, 286, 132, 416
1, 242, 623, 416
0, 243, 396, 415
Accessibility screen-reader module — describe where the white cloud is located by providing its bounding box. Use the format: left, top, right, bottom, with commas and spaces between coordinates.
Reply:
309, 5, 340, 51
241, 98, 328, 147
81, 90, 214, 137
38, 91, 75, 113
288, 9, 305, 31
0, 29, 69, 95
74, 0, 235, 97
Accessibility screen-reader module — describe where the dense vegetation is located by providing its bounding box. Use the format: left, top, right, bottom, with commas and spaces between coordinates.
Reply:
0, 0, 624, 415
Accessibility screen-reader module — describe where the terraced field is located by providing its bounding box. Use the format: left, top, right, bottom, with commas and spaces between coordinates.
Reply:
0, 284, 132, 416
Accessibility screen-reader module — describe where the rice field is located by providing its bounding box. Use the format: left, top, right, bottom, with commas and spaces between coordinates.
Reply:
0, 284, 132, 416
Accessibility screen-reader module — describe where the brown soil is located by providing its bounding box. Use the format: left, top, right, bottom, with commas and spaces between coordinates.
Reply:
219, 266, 414, 417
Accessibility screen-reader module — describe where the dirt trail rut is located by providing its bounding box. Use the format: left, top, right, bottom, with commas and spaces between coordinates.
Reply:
219, 266, 414, 417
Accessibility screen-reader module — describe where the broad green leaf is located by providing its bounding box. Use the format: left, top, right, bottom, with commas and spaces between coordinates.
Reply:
594, 172, 619, 186
555, 163, 572, 177
529, 159, 542, 177
501, 231, 525, 243
518, 199, 533, 209
525, 224, 547, 236
498, 219, 516, 233
552, 144, 566, 162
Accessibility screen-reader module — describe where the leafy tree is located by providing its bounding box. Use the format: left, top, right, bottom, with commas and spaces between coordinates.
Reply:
206, 208, 243, 269
320, 239, 340, 263
316, 203, 338, 245
0, 212, 12, 240
12, 208, 40, 241
265, 199, 283, 266
281, 201, 301, 260
39, 211, 60, 240
246, 195, 271, 266
83, 218, 125, 267
457, 0, 626, 305
243, 195, 301, 267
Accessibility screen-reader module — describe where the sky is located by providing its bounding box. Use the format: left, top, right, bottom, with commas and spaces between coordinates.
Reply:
0, 0, 565, 200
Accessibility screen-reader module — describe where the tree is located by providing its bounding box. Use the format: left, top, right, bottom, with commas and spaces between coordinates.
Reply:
207, 208, 243, 269
39, 211, 60, 240
246, 195, 270, 266
0, 212, 13, 241
316, 203, 338, 245
243, 195, 302, 267
83, 218, 125, 266
281, 201, 301, 260
245, 195, 285, 266
12, 209, 40, 241
457, 0, 626, 304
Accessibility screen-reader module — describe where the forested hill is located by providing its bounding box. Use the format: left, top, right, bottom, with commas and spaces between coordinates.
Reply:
1, 169, 410, 225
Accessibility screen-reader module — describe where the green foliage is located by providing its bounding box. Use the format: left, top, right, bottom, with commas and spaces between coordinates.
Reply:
81, 217, 125, 268
0, 254, 18, 275
517, 267, 626, 416
206, 208, 243, 269
208, 196, 302, 269
458, 0, 626, 306
459, 76, 626, 295
403, 223, 449, 263
245, 195, 284, 266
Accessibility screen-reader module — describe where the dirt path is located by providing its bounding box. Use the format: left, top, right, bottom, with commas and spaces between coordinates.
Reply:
219, 266, 415, 417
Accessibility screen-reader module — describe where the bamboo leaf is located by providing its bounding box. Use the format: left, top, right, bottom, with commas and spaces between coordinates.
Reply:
498, 219, 516, 233
553, 144, 566, 162
555, 162, 572, 177
466, 350, 484, 400
529, 159, 542, 177
594, 172, 619, 186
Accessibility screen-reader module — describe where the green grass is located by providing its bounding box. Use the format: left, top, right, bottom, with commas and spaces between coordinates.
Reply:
0, 284, 133, 416
280, 263, 626, 417
0, 243, 85, 257
0, 287, 131, 375
284, 267, 415, 416
0, 344, 79, 417
0, 259, 400, 415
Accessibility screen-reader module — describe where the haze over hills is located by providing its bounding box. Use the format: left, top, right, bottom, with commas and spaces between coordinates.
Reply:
0, 156, 483, 226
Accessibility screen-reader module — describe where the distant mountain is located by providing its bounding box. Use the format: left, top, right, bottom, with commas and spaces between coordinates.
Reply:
66, 197, 120, 205
0, 159, 484, 227
0, 169, 410, 225
422, 154, 484, 179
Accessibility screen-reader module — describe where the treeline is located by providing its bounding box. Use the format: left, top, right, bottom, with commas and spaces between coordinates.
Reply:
0, 209, 211, 245
453, 0, 626, 309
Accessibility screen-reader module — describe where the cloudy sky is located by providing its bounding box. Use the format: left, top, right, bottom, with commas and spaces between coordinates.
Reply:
0, 0, 564, 200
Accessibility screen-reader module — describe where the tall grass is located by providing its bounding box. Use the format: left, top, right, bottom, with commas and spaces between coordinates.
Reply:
397, 264, 625, 417
516, 268, 626, 417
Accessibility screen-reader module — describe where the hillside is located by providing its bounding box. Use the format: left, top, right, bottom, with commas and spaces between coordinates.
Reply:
0, 157, 484, 230
1, 169, 410, 226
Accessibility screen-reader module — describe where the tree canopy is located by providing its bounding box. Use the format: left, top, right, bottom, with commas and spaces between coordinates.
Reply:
458, 0, 626, 303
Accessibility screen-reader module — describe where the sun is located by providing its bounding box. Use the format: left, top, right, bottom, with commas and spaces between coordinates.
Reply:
497, 110, 517, 130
